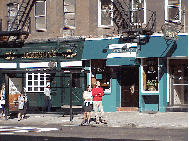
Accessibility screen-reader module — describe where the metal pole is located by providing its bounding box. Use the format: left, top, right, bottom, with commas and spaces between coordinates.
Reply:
5, 74, 9, 120
183, 6, 185, 33
70, 72, 72, 121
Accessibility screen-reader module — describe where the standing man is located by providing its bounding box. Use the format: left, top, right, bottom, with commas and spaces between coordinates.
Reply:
92, 81, 107, 124
44, 85, 51, 112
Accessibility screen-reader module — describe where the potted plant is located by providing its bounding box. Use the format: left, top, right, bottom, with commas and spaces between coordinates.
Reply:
146, 80, 157, 91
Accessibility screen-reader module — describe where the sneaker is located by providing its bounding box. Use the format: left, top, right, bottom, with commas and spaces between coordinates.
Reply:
102, 120, 107, 124
81, 121, 85, 126
87, 120, 90, 124
96, 122, 99, 124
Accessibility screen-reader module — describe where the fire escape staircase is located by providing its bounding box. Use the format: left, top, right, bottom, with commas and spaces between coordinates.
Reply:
0, 0, 36, 47
108, 0, 156, 45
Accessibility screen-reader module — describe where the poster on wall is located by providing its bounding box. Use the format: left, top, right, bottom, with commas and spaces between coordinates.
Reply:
9, 78, 22, 95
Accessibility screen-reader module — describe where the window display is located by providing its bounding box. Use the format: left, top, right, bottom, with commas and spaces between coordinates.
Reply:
142, 58, 158, 91
91, 59, 111, 92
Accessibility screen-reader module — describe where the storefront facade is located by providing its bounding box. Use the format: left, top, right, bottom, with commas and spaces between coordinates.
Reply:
82, 34, 188, 112
0, 38, 87, 112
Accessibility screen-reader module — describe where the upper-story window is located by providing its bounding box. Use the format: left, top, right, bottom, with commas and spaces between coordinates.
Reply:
131, 0, 146, 24
165, 0, 181, 22
7, 2, 19, 31
63, 0, 76, 29
35, 0, 46, 32
98, 0, 113, 27
26, 73, 50, 92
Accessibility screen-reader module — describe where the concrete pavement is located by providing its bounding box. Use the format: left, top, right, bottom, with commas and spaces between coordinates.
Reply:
0, 111, 187, 129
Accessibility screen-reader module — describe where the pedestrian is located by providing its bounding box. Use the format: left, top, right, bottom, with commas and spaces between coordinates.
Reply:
0, 85, 5, 117
81, 85, 93, 125
44, 85, 51, 112
18, 91, 26, 121
23, 93, 28, 117
92, 81, 107, 124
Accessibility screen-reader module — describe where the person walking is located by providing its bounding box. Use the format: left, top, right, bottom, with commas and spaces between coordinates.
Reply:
18, 91, 26, 121
44, 85, 51, 112
1, 85, 5, 117
92, 81, 107, 124
81, 85, 93, 126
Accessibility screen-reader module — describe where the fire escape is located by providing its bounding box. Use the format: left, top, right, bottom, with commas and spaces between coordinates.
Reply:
0, 0, 36, 48
108, 0, 156, 45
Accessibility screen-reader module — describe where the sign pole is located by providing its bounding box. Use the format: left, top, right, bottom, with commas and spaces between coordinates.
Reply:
5, 74, 9, 120
70, 72, 73, 121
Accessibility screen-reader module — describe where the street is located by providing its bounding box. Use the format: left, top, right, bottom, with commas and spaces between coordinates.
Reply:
0, 124, 187, 141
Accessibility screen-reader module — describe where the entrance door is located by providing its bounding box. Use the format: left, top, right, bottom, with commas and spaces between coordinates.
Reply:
121, 67, 139, 107
169, 59, 188, 106
61, 72, 86, 106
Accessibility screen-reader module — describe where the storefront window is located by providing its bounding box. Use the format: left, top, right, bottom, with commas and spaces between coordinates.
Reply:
142, 58, 159, 91
91, 59, 111, 92
26, 73, 50, 92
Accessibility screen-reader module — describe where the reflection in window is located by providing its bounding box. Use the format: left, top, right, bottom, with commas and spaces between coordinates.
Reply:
98, 0, 113, 27
131, 0, 145, 23
35, 0, 46, 31
91, 59, 111, 92
142, 58, 158, 91
166, 0, 181, 22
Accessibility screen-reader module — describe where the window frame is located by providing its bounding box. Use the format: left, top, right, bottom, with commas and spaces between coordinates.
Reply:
34, 0, 47, 32
63, 0, 76, 30
26, 73, 50, 92
98, 0, 113, 27
141, 58, 160, 93
131, 0, 146, 24
165, 0, 181, 22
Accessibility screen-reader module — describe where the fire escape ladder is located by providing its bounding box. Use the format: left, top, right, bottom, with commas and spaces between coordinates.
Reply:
112, 0, 131, 33
6, 0, 36, 43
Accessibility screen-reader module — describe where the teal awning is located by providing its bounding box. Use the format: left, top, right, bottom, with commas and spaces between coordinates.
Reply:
137, 35, 188, 58
82, 38, 119, 60
106, 57, 136, 66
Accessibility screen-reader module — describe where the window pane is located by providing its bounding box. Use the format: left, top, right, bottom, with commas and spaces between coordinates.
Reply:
28, 81, 32, 86
168, 0, 179, 5
34, 81, 38, 86
143, 58, 158, 91
34, 87, 38, 91
35, 1, 45, 16
35, 17, 46, 29
168, 7, 179, 20
40, 81, 44, 86
133, 10, 144, 23
40, 75, 44, 80
28, 87, 32, 91
40, 87, 44, 91
64, 0, 75, 5
101, 0, 111, 25
28, 75, 32, 80
133, 0, 144, 8
34, 75, 38, 80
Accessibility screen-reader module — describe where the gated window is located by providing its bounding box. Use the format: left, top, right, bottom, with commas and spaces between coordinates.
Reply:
35, 0, 46, 32
141, 58, 159, 92
26, 73, 50, 92
131, 0, 146, 24
98, 0, 113, 27
165, 0, 181, 22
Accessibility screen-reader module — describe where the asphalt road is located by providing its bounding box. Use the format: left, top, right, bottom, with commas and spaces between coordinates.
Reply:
0, 124, 187, 141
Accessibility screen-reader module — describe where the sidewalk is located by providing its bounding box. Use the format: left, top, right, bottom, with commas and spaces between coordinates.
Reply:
0, 111, 187, 129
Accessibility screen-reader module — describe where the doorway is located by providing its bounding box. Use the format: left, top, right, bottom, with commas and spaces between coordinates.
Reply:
121, 67, 139, 107
169, 59, 188, 106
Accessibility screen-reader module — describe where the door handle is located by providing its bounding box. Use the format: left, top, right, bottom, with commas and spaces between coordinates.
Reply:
130, 85, 134, 94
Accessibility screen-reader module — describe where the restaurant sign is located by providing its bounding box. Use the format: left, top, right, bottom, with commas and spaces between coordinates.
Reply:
3, 49, 77, 60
